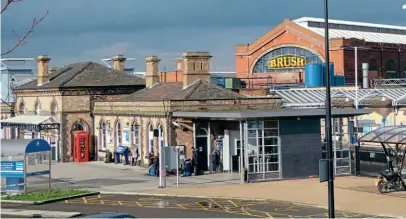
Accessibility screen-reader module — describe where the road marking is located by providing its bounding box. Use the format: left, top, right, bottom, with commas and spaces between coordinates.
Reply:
265, 212, 274, 218
135, 201, 142, 207
100, 200, 104, 204
177, 204, 186, 209
118, 201, 123, 206
227, 200, 239, 207
82, 197, 88, 204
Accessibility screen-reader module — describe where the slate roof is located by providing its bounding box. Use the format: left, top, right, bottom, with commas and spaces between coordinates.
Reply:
117, 80, 246, 102
14, 62, 145, 90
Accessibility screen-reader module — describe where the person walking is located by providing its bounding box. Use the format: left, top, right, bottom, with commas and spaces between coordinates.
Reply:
154, 154, 160, 177
192, 147, 199, 176
212, 150, 217, 172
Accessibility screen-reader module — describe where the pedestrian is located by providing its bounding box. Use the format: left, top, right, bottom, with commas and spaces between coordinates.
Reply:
131, 146, 138, 166
211, 150, 217, 172
192, 147, 199, 176
154, 154, 160, 177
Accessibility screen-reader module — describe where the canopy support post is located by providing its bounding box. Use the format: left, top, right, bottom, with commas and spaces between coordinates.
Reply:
355, 141, 360, 176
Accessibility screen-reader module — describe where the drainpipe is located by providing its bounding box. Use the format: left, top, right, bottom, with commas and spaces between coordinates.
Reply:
398, 48, 401, 78
380, 46, 384, 78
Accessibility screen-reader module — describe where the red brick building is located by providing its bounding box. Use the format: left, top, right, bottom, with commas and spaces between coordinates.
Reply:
235, 17, 406, 91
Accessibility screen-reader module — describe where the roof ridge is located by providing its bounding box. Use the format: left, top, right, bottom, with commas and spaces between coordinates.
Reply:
183, 80, 203, 99
202, 80, 245, 98
59, 62, 92, 87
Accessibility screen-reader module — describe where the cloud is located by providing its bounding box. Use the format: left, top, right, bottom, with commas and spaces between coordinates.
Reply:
83, 42, 134, 58
1, 0, 405, 73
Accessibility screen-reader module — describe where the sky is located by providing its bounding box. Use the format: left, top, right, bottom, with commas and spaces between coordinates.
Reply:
1, 0, 406, 72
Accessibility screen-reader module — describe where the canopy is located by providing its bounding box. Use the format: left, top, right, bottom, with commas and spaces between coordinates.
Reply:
358, 126, 406, 144
173, 108, 371, 121
0, 115, 60, 130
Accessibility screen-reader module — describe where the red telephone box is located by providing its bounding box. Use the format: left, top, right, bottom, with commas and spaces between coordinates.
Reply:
74, 131, 89, 162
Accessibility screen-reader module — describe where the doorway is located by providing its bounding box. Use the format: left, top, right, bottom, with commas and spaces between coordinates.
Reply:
196, 127, 208, 171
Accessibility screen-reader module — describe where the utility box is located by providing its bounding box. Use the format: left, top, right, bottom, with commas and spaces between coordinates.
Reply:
225, 78, 241, 89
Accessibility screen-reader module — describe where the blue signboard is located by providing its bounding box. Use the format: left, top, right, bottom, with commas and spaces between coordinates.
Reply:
25, 139, 51, 153
116, 146, 128, 154
1, 161, 24, 177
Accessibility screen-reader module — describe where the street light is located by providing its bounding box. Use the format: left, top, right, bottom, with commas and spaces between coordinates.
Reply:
323, 0, 335, 218
340, 46, 370, 109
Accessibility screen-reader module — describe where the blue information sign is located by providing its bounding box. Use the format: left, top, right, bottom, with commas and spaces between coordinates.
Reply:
116, 146, 128, 154
1, 161, 24, 177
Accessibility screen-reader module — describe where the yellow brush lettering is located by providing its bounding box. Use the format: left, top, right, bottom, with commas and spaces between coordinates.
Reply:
269, 59, 277, 68
277, 58, 283, 68
291, 57, 297, 66
297, 58, 304, 67
283, 57, 290, 67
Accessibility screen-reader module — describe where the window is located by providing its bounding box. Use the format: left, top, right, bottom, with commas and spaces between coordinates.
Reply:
176, 62, 182, 70
19, 102, 25, 115
51, 101, 58, 116
34, 102, 40, 115
252, 47, 323, 73
132, 123, 139, 149
115, 120, 121, 147
100, 121, 106, 150
148, 124, 154, 154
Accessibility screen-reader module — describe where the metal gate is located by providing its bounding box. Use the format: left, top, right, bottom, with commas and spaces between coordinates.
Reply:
321, 118, 352, 176
244, 120, 281, 182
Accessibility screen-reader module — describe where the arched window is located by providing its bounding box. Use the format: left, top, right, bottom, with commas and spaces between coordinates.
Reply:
100, 121, 106, 150
148, 124, 154, 154
34, 101, 40, 115
369, 59, 378, 71
72, 123, 85, 131
19, 102, 25, 115
386, 60, 397, 71
196, 127, 208, 136
115, 120, 121, 147
50, 101, 58, 116
132, 122, 139, 150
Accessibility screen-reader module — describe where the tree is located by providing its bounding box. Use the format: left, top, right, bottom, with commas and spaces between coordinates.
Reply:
1, 0, 48, 56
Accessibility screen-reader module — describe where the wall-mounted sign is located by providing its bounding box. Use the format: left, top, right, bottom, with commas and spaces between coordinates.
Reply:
268, 55, 306, 69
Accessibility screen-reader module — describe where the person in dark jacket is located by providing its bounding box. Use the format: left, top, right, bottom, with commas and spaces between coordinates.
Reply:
211, 150, 217, 172
192, 147, 199, 176
153, 154, 159, 177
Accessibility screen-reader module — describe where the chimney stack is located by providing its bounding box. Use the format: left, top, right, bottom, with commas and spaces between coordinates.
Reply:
37, 55, 51, 86
182, 52, 212, 88
112, 55, 126, 72
145, 56, 160, 87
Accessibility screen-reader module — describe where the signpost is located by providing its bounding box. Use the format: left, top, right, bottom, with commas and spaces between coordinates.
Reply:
1, 139, 51, 194
24, 139, 52, 193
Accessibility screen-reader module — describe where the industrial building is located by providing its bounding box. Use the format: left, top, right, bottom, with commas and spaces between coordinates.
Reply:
234, 17, 406, 95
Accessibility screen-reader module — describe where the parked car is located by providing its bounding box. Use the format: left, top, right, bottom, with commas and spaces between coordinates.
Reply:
83, 213, 137, 218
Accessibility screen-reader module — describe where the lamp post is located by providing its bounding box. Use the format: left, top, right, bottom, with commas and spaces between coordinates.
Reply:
323, 0, 335, 218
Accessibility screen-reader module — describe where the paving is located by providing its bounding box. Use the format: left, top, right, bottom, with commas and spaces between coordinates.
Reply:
142, 176, 406, 217
42, 162, 240, 192
1, 195, 380, 218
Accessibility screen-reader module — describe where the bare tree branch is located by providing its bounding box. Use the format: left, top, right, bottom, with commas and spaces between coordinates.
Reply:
1, 0, 48, 56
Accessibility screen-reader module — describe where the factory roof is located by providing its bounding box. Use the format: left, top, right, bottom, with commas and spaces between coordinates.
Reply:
275, 87, 406, 108
293, 17, 406, 44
